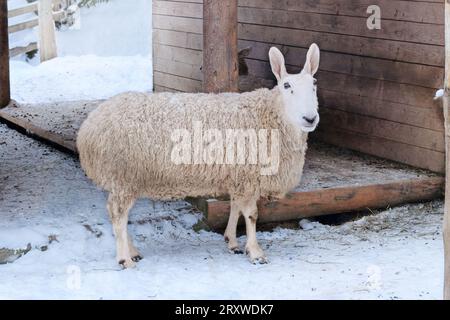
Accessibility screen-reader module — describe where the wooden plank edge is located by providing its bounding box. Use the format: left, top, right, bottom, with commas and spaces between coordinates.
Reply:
0, 103, 77, 154
9, 42, 38, 58
8, 2, 38, 19
190, 177, 444, 229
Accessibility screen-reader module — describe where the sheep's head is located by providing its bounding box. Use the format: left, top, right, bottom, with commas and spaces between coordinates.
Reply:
269, 43, 320, 133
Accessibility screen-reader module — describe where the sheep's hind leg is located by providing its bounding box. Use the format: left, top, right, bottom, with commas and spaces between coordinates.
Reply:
224, 198, 243, 254
239, 197, 268, 264
107, 192, 138, 268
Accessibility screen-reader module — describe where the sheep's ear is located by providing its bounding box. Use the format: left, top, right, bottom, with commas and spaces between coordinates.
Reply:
269, 47, 288, 82
303, 43, 320, 76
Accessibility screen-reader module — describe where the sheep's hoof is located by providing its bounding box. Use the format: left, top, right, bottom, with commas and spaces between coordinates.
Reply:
251, 256, 269, 265
246, 247, 268, 264
132, 255, 143, 262
229, 247, 244, 255
225, 237, 242, 254
118, 258, 137, 269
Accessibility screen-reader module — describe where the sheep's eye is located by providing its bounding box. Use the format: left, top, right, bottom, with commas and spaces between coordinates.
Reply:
284, 82, 291, 89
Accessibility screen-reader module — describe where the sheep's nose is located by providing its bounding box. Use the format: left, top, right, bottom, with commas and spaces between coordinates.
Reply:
303, 116, 317, 124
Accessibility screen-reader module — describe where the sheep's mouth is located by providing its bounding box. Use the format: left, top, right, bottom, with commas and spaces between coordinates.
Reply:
300, 124, 318, 133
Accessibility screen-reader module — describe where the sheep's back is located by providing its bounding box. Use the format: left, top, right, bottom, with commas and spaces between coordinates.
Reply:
77, 91, 274, 198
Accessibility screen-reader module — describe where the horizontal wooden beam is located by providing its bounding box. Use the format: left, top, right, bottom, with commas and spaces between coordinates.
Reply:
8, 12, 65, 34
53, 10, 65, 22
8, 18, 38, 34
190, 177, 444, 229
9, 42, 38, 57
8, 2, 38, 19
8, 0, 63, 19
239, 0, 444, 25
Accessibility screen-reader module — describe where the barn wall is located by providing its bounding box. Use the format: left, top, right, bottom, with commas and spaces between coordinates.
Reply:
152, 0, 445, 173
152, 0, 203, 92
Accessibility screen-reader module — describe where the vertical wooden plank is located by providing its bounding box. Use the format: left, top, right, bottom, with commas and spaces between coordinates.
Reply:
0, 0, 10, 108
38, 0, 57, 62
444, 0, 450, 301
203, 0, 238, 93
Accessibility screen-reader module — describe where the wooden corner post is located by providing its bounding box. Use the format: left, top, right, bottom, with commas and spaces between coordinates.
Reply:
0, 0, 10, 108
203, 0, 238, 93
39, 0, 57, 62
444, 0, 450, 300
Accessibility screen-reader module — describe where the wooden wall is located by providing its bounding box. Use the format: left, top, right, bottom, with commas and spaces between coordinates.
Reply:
153, 0, 203, 92
153, 0, 445, 173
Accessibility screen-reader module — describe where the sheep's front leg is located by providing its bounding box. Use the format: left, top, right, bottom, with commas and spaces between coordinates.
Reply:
224, 198, 243, 254
239, 197, 267, 264
107, 192, 140, 268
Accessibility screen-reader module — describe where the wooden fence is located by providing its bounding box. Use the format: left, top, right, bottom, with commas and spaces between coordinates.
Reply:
7, 0, 67, 61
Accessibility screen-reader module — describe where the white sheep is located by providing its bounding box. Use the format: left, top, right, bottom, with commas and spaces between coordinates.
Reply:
77, 44, 321, 268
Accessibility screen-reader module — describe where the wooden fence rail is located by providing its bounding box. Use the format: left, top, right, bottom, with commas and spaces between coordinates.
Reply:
7, 0, 66, 60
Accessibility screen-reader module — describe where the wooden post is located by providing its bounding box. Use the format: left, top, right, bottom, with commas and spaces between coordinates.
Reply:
0, 0, 10, 108
444, 0, 450, 300
203, 0, 238, 93
38, 0, 57, 62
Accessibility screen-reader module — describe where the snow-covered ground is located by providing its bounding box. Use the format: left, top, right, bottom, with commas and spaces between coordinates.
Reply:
0, 123, 444, 299
9, 0, 153, 103
10, 55, 152, 103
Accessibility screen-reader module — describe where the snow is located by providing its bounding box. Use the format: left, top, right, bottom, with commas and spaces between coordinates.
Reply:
56, 0, 152, 57
10, 55, 152, 103
4, 0, 446, 301
9, 0, 153, 104
0, 123, 445, 299
299, 219, 321, 231
435, 89, 445, 100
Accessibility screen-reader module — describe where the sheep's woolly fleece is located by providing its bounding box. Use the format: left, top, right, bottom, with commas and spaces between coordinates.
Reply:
0, 123, 444, 299
77, 90, 307, 199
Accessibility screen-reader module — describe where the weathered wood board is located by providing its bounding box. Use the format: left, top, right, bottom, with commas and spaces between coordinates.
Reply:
203, 0, 239, 93
0, 100, 101, 153
191, 177, 444, 230
0, 101, 444, 230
